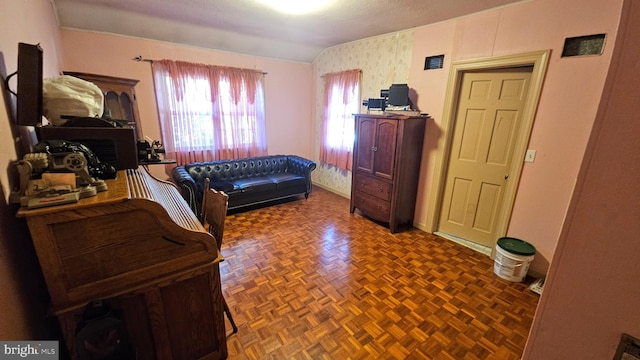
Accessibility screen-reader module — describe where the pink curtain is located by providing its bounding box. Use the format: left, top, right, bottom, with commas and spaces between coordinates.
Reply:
320, 69, 361, 171
152, 60, 268, 165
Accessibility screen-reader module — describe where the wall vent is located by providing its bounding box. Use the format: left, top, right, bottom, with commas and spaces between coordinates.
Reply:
424, 55, 445, 70
562, 34, 606, 57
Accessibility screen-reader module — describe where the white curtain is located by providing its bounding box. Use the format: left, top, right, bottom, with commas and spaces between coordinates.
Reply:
320, 69, 361, 171
152, 59, 268, 165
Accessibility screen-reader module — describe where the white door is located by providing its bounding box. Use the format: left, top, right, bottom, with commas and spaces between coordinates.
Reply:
437, 68, 532, 247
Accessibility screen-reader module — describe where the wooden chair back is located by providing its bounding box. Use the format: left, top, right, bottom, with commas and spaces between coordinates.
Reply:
201, 178, 229, 251
199, 178, 238, 334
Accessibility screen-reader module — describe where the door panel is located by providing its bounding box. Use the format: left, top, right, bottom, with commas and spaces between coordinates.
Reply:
446, 178, 473, 225
474, 182, 501, 232
438, 69, 532, 246
458, 109, 485, 161
469, 80, 491, 100
355, 117, 376, 174
373, 120, 398, 180
487, 110, 518, 165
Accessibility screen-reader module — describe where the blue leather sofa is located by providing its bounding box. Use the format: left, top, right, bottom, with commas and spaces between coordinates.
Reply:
171, 155, 316, 216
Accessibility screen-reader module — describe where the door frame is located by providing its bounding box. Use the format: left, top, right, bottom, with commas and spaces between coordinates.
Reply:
425, 50, 550, 248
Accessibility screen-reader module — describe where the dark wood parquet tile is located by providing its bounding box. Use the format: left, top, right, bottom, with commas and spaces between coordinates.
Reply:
220, 187, 539, 360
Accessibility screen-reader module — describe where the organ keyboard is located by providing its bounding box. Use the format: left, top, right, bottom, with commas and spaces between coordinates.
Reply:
18, 167, 227, 359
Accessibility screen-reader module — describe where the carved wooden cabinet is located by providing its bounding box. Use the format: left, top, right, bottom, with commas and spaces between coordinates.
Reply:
350, 114, 426, 232
63, 71, 143, 139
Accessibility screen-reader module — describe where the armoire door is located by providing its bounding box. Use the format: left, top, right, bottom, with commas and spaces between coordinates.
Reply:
355, 117, 377, 174
373, 119, 399, 180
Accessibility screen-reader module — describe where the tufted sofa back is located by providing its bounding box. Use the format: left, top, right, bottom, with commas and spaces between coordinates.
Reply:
184, 156, 290, 184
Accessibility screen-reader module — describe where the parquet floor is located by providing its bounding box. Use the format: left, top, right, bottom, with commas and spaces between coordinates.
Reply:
220, 187, 539, 360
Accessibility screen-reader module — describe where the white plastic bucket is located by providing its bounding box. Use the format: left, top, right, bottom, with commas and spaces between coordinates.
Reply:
493, 237, 535, 282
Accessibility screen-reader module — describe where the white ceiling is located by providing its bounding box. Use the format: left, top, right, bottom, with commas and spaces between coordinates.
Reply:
52, 0, 525, 63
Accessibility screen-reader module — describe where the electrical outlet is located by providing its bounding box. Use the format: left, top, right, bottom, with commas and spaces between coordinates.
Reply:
525, 149, 537, 163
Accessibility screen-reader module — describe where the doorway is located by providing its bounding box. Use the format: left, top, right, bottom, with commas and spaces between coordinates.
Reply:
426, 51, 550, 253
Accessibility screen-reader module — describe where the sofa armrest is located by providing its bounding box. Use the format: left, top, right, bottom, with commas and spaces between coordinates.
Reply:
170, 166, 199, 215
286, 155, 317, 193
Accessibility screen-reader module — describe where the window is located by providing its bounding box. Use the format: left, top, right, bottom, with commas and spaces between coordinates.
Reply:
152, 60, 267, 164
320, 69, 361, 171
163, 77, 264, 150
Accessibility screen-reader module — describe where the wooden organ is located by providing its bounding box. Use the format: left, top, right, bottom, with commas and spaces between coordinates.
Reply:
17, 167, 227, 360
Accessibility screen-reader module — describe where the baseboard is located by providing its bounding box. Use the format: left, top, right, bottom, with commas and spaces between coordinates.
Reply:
527, 268, 547, 279
434, 231, 493, 257
312, 182, 350, 199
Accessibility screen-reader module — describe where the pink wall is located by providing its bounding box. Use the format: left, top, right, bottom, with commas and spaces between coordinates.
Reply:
408, 0, 622, 274
0, 0, 63, 340
59, 30, 314, 179
524, 0, 640, 357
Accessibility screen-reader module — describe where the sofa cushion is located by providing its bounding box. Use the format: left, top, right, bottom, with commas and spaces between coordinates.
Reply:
233, 177, 277, 193
208, 180, 236, 193
269, 173, 307, 191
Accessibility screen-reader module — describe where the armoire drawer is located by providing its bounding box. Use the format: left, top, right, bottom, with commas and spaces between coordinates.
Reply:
352, 190, 390, 222
353, 174, 391, 201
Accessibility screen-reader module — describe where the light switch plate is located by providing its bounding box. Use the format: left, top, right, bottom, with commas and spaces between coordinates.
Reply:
525, 149, 537, 163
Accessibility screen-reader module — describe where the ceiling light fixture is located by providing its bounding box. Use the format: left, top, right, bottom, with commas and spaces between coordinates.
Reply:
256, 0, 334, 15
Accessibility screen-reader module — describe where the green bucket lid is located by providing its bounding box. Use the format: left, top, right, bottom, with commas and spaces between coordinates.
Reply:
497, 237, 536, 256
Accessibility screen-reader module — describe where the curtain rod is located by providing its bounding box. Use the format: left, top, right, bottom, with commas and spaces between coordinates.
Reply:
132, 55, 153, 63
132, 55, 267, 75
320, 69, 362, 77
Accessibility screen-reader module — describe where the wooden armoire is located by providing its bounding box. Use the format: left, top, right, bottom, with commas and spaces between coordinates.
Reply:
350, 113, 427, 232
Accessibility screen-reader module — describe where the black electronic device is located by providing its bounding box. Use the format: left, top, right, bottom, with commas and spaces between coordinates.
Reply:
388, 83, 411, 107
137, 139, 166, 163
37, 124, 138, 170
363, 84, 414, 112
362, 98, 386, 111
33, 140, 117, 180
